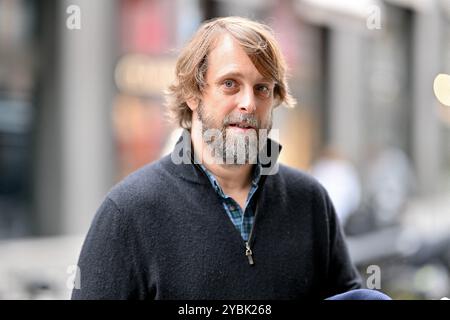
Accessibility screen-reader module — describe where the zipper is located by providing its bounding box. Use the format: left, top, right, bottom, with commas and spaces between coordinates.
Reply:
244, 200, 259, 266
245, 242, 254, 265
243, 171, 268, 266
194, 159, 264, 267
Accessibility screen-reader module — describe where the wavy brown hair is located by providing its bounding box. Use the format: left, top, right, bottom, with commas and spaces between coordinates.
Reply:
165, 16, 296, 129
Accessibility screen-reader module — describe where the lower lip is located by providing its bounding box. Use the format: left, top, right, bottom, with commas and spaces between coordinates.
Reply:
227, 125, 255, 132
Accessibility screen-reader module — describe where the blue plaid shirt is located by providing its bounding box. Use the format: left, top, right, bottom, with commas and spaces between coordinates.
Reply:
199, 164, 261, 242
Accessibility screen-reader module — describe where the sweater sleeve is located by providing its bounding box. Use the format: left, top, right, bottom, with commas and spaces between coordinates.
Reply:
71, 197, 146, 299
321, 187, 362, 297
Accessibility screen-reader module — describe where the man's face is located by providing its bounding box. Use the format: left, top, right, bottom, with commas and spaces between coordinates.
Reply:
193, 33, 275, 164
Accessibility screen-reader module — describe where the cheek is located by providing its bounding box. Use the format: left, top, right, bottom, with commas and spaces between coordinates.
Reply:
201, 102, 232, 126
205, 90, 237, 115
257, 102, 273, 119
216, 99, 239, 119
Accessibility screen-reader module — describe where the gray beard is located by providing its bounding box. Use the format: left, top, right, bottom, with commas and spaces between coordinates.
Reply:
197, 103, 271, 165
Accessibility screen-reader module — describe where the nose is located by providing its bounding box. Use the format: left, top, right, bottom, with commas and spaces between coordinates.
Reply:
237, 88, 256, 113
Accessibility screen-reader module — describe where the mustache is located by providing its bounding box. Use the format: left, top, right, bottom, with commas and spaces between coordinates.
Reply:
222, 113, 259, 128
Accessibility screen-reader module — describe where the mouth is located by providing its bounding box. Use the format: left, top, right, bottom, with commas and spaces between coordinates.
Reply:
227, 122, 256, 131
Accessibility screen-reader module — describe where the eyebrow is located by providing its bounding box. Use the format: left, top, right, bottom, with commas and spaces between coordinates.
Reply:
215, 71, 273, 83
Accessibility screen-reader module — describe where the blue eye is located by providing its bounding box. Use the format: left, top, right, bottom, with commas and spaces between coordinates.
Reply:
256, 85, 271, 97
258, 86, 268, 92
223, 80, 236, 88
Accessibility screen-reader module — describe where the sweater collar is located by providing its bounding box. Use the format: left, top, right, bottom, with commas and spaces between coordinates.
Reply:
165, 129, 282, 185
198, 161, 262, 198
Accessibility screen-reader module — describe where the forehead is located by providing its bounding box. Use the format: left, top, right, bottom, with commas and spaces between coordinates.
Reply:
206, 33, 270, 83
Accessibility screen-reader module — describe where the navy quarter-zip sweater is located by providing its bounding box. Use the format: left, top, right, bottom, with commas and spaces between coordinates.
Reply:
72, 136, 361, 300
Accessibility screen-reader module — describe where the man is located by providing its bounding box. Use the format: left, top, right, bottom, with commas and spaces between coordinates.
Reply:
72, 16, 362, 300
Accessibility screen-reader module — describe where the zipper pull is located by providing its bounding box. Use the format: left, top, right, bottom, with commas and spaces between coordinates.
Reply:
245, 242, 254, 265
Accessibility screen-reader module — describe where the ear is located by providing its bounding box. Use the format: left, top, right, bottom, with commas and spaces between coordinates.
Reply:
186, 96, 199, 111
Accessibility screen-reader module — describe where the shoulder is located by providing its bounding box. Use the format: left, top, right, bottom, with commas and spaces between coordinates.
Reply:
103, 155, 176, 216
272, 164, 336, 222
276, 163, 328, 197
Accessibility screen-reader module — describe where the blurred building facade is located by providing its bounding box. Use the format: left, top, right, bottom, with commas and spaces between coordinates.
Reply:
0, 0, 449, 299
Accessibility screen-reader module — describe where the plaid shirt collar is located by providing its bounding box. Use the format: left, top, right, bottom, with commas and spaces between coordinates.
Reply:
199, 163, 261, 199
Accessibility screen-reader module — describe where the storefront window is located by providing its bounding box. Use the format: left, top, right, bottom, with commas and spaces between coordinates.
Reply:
0, 0, 37, 238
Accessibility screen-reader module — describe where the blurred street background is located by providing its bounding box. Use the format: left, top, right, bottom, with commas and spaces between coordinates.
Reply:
0, 0, 449, 299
